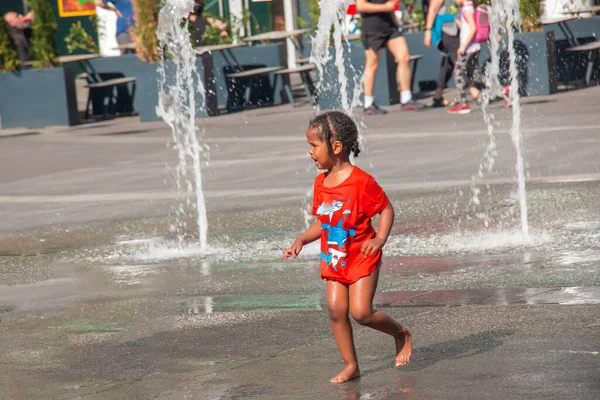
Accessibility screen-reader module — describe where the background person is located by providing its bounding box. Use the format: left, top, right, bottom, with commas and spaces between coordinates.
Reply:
95, 0, 135, 50
4, 11, 34, 63
424, 0, 460, 107
357, 0, 421, 115
189, 0, 228, 47
448, 0, 484, 114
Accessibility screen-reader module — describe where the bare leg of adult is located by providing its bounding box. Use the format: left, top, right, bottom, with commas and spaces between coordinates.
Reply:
387, 36, 411, 94
327, 280, 361, 384
387, 36, 420, 110
363, 48, 385, 114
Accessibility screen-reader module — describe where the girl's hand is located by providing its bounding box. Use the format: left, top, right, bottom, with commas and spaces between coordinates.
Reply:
283, 239, 304, 260
457, 46, 466, 56
361, 237, 386, 257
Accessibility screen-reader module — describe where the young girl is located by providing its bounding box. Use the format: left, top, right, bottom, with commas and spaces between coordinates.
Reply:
283, 111, 412, 384
447, 0, 484, 114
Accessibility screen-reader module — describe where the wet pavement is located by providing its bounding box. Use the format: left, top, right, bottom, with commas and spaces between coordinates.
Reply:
1, 87, 600, 399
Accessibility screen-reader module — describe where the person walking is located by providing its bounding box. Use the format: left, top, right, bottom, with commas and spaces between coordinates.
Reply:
424, 0, 460, 108
357, 0, 421, 115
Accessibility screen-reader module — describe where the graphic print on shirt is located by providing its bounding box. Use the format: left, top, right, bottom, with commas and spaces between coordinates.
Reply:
316, 200, 343, 222
322, 220, 356, 249
317, 201, 357, 272
320, 248, 347, 272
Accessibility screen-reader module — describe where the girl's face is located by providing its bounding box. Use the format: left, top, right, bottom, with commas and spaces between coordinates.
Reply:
455, 0, 464, 5
306, 126, 333, 170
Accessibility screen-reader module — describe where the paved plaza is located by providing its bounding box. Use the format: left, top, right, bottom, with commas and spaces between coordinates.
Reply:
1, 87, 599, 399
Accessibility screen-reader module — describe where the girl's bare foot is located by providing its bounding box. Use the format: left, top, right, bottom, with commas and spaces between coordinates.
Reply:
395, 326, 412, 367
330, 364, 360, 384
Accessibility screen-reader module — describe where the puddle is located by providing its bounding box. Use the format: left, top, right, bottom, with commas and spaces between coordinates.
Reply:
375, 286, 600, 307
182, 294, 323, 314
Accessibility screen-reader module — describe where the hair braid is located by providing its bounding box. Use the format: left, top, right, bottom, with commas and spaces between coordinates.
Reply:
309, 111, 360, 157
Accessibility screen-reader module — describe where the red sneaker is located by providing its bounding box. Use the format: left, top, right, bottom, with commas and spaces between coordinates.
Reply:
503, 86, 510, 108
447, 103, 471, 114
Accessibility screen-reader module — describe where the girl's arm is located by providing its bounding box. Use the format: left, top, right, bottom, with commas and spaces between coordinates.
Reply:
361, 202, 395, 257
356, 0, 399, 14
458, 10, 477, 55
283, 220, 322, 259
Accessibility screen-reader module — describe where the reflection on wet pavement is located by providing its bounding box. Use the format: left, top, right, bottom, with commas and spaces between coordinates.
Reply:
177, 286, 600, 314
375, 286, 600, 307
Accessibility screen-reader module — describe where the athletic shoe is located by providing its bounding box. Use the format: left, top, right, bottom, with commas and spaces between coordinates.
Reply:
363, 103, 388, 115
447, 103, 471, 114
431, 98, 447, 108
400, 99, 424, 111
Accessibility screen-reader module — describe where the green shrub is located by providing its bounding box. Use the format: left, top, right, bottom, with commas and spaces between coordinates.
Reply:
0, 15, 20, 72
65, 20, 98, 54
520, 0, 542, 32
29, 0, 58, 68
131, 0, 161, 62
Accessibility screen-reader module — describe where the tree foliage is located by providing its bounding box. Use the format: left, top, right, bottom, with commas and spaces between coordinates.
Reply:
29, 0, 58, 68
0, 15, 20, 72
131, 0, 161, 62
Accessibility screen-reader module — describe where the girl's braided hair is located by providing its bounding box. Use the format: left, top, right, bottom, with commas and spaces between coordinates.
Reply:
309, 111, 360, 158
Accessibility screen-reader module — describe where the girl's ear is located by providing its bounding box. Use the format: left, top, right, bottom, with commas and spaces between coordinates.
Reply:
331, 140, 343, 155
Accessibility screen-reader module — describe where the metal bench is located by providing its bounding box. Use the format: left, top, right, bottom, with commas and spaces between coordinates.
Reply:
567, 41, 600, 85
226, 66, 284, 111
84, 77, 137, 120
273, 64, 316, 107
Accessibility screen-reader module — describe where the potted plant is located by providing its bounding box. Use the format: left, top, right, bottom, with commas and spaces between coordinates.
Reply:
0, 17, 20, 72
0, 0, 80, 129
131, 0, 160, 62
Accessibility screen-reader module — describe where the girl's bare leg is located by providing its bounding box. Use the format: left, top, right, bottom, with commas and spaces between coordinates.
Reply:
327, 280, 361, 383
349, 269, 412, 367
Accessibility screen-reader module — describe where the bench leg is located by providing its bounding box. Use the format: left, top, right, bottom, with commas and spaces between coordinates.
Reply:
244, 77, 253, 107
104, 86, 116, 120
300, 71, 315, 105
85, 90, 93, 120
585, 50, 598, 85
284, 83, 295, 107
305, 71, 317, 105
271, 74, 280, 104
127, 82, 136, 114
410, 59, 420, 95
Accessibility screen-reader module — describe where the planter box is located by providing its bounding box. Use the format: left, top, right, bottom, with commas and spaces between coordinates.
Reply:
89, 55, 170, 122
479, 31, 557, 96
88, 44, 285, 121
210, 43, 286, 110
90, 54, 218, 121
543, 16, 600, 84
0, 67, 79, 129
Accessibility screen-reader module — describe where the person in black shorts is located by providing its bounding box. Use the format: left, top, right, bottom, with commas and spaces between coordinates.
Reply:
357, 0, 421, 115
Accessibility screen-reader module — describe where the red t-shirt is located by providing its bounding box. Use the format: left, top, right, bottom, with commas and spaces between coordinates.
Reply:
312, 166, 389, 284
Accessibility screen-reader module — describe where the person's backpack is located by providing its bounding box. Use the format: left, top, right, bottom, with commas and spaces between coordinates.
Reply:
474, 5, 491, 43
